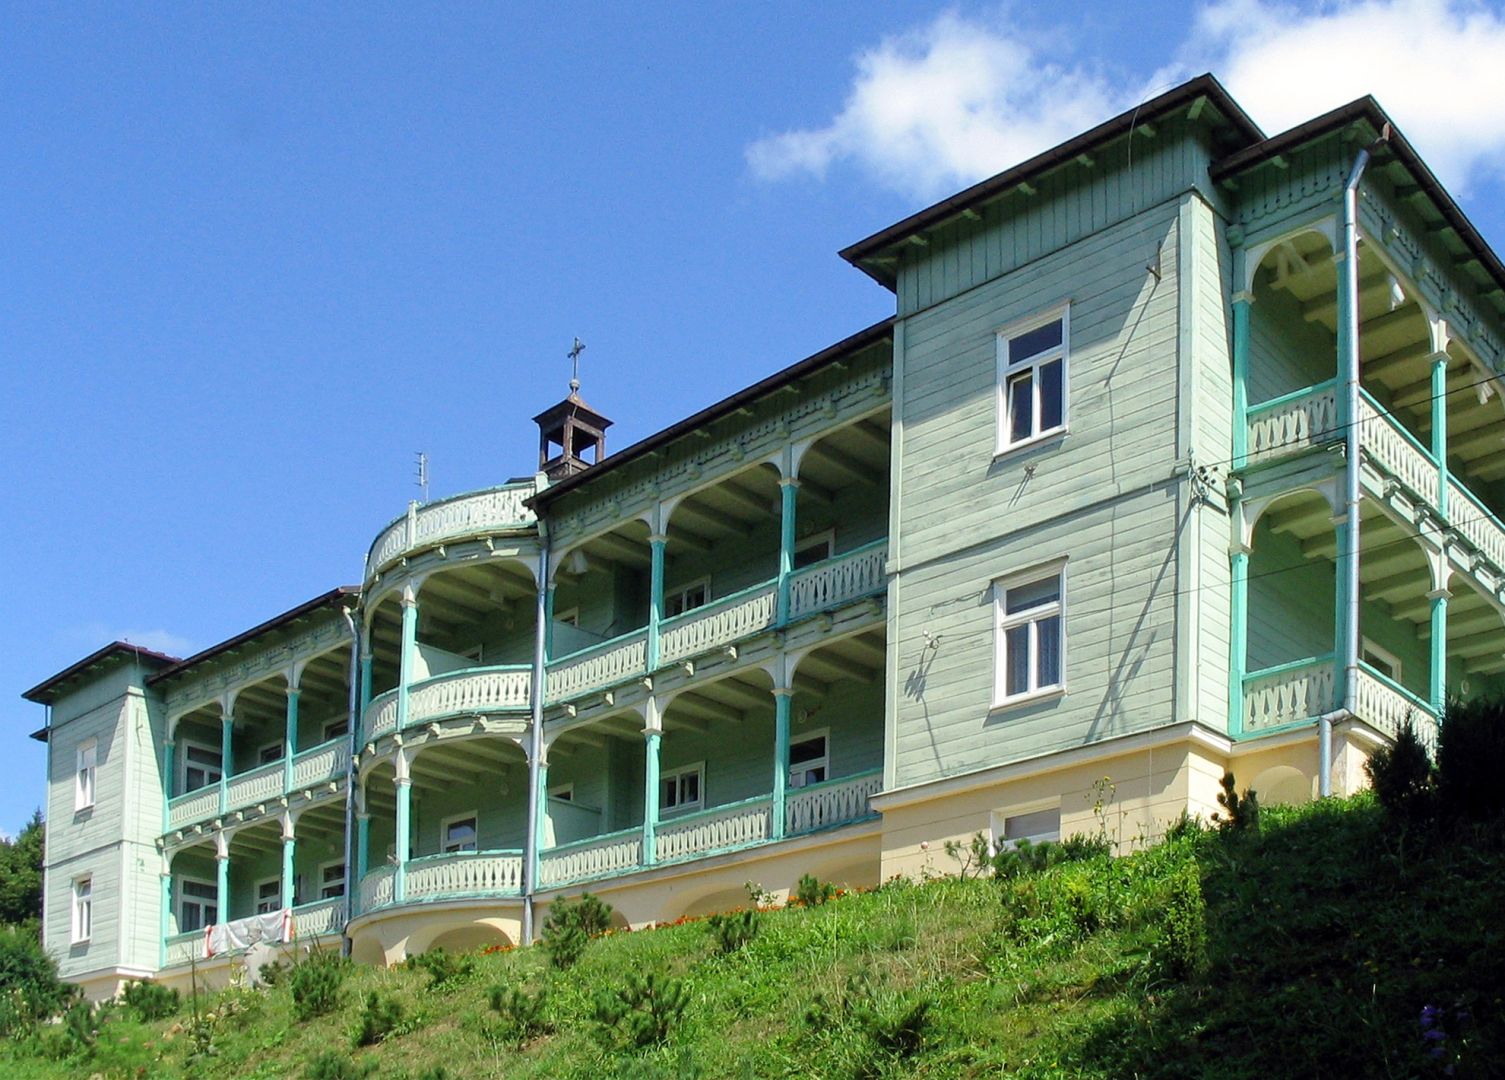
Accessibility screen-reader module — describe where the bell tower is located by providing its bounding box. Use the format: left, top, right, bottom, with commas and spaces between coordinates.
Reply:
534, 337, 612, 480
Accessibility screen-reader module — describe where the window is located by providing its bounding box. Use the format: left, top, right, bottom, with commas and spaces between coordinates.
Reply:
441, 812, 478, 853
319, 861, 346, 900
257, 742, 283, 766
997, 308, 1068, 452
788, 731, 829, 789
664, 579, 709, 619
549, 783, 575, 802
181, 742, 223, 793
659, 763, 703, 814
994, 565, 1066, 706
991, 805, 1062, 852
75, 739, 97, 812
794, 531, 834, 571
71, 877, 92, 943
178, 878, 217, 932
323, 718, 349, 741
255, 877, 282, 914
1362, 638, 1402, 682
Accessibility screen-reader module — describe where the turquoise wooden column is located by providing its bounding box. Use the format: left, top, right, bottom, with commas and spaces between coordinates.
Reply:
776, 478, 799, 625
1428, 586, 1449, 714
532, 748, 551, 891
1228, 538, 1251, 736
647, 533, 667, 671
396, 586, 419, 736
642, 699, 661, 866
1332, 517, 1351, 703
358, 648, 373, 716
1431, 354, 1449, 519
283, 682, 300, 793
280, 815, 296, 910
394, 754, 412, 903
219, 711, 234, 815
159, 868, 171, 968
214, 834, 230, 927
163, 737, 175, 801
1231, 289, 1253, 469
771, 686, 793, 839
355, 811, 370, 911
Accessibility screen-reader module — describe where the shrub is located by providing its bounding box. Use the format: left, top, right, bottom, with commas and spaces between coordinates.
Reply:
121, 978, 179, 1022
1148, 859, 1207, 981
305, 1050, 378, 1079
706, 909, 759, 954
795, 873, 836, 907
542, 891, 614, 970
1211, 772, 1259, 833
352, 990, 405, 1047
291, 951, 348, 1021
0, 924, 75, 1034
991, 832, 1110, 881
1366, 720, 1435, 823
803, 971, 933, 1069
409, 947, 474, 990
487, 983, 549, 1049
1000, 861, 1120, 948
60, 999, 100, 1055
592, 971, 690, 1048
1435, 696, 1505, 821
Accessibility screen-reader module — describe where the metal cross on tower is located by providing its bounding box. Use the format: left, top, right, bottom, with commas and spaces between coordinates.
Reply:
568, 337, 585, 392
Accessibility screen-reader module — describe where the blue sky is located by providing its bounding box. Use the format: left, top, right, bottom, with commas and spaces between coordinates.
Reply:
4, 1, 1504, 834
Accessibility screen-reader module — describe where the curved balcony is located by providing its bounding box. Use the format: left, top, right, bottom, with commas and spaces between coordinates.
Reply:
361, 666, 531, 746
356, 851, 524, 915
1239, 656, 1439, 752
366, 481, 537, 583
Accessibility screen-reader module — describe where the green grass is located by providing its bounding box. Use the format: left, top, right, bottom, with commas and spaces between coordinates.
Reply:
7, 795, 1503, 1078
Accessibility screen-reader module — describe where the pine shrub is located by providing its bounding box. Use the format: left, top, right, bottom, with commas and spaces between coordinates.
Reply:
352, 990, 405, 1047
486, 983, 549, 1048
1436, 696, 1505, 821
592, 971, 690, 1048
1365, 720, 1435, 823
409, 947, 474, 990
794, 873, 836, 907
305, 1050, 378, 1079
706, 909, 759, 954
1212, 772, 1260, 833
290, 951, 348, 1021
542, 891, 614, 970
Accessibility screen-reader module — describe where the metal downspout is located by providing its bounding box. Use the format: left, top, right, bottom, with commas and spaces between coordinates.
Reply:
339, 606, 360, 955
523, 527, 550, 945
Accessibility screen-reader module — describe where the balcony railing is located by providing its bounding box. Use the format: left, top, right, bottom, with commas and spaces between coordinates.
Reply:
410, 666, 530, 724
785, 769, 883, 835
1448, 478, 1505, 574
404, 850, 524, 903
1358, 391, 1440, 508
163, 899, 344, 966
546, 631, 647, 703
538, 827, 643, 888
1354, 663, 1439, 754
789, 541, 888, 620
225, 759, 284, 809
359, 864, 396, 913
292, 738, 346, 788
1244, 381, 1338, 465
164, 930, 200, 967
167, 785, 220, 829
656, 795, 773, 863
366, 482, 537, 582
167, 738, 348, 832
364, 687, 400, 744
659, 583, 777, 666
1242, 656, 1336, 734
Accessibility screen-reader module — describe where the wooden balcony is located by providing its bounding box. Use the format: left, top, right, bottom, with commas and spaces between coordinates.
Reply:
366, 481, 536, 583
360, 666, 531, 746
1239, 655, 1438, 751
166, 736, 347, 830
357, 850, 524, 915
162, 897, 344, 966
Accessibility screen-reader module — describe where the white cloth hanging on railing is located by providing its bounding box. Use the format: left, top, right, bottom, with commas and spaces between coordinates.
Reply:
205, 909, 290, 956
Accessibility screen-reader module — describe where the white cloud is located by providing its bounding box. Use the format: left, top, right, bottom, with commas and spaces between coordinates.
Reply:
751, 1, 1505, 197
64, 623, 194, 658
1178, 0, 1505, 190
746, 11, 1122, 200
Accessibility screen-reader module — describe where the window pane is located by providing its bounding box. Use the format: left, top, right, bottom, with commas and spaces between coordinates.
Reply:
1039, 359, 1063, 430
1009, 320, 1062, 361
660, 778, 678, 808
1008, 372, 1033, 442
1006, 576, 1060, 615
445, 818, 477, 851
1036, 615, 1062, 687
681, 772, 700, 804
1003, 807, 1061, 842
1005, 625, 1030, 695
789, 736, 827, 765
183, 880, 217, 899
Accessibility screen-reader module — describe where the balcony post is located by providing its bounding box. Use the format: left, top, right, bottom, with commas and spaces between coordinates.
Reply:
358, 645, 373, 717
280, 812, 296, 911
214, 830, 230, 929
163, 736, 176, 802
533, 745, 550, 880
777, 477, 800, 625
219, 709, 234, 816
159, 857, 172, 970
355, 811, 370, 911
1428, 586, 1450, 715
1431, 352, 1449, 519
1228, 538, 1251, 737
284, 678, 301, 794
642, 697, 662, 866
1332, 514, 1352, 708
394, 748, 412, 903
772, 685, 793, 840
647, 533, 667, 671
544, 582, 556, 660
1231, 287, 1253, 469
396, 584, 420, 736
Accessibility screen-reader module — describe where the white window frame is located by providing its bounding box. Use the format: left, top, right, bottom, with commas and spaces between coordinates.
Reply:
319, 860, 346, 900
659, 762, 704, 815
992, 560, 1068, 709
177, 876, 217, 933
254, 876, 282, 914
787, 729, 830, 790
180, 740, 223, 793
257, 741, 284, 767
75, 739, 97, 812
71, 877, 92, 944
990, 800, 1063, 854
440, 811, 479, 854
664, 578, 710, 619
549, 783, 575, 802
995, 305, 1070, 455
793, 530, 835, 570
1361, 638, 1403, 683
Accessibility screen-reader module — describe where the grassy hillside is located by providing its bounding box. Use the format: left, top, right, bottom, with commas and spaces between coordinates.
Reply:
5, 793, 1503, 1079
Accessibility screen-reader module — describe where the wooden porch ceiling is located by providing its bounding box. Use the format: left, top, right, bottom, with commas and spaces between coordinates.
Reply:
366, 560, 536, 669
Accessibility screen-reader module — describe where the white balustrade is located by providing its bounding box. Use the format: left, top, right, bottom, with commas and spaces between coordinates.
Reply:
291, 898, 343, 940
362, 689, 400, 745
404, 851, 524, 902
168, 786, 220, 829
659, 586, 777, 665
1242, 659, 1336, 732
1359, 396, 1439, 507
1449, 479, 1505, 573
408, 667, 531, 725
359, 865, 396, 913
366, 481, 536, 580
292, 740, 344, 788
539, 829, 643, 887
225, 760, 284, 811
785, 770, 883, 835
788, 543, 888, 621
656, 798, 771, 862
546, 632, 647, 702
1354, 667, 1438, 754
1245, 385, 1338, 464
164, 931, 202, 966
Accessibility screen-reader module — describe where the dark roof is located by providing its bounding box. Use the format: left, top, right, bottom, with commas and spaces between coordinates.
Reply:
147, 586, 359, 685
1210, 96, 1505, 316
23, 641, 180, 706
839, 74, 1265, 286
530, 317, 896, 507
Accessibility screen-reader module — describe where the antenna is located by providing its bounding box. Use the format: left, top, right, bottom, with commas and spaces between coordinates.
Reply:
415, 451, 429, 503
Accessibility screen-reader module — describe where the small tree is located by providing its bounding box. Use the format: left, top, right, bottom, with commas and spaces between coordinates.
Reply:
1211, 772, 1259, 833
542, 892, 614, 970
0, 924, 75, 1034
706, 910, 759, 954
0, 810, 44, 927
1365, 720, 1435, 823
794, 874, 836, 907
487, 984, 549, 1049
291, 950, 348, 1021
351, 990, 404, 1047
592, 971, 689, 1048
